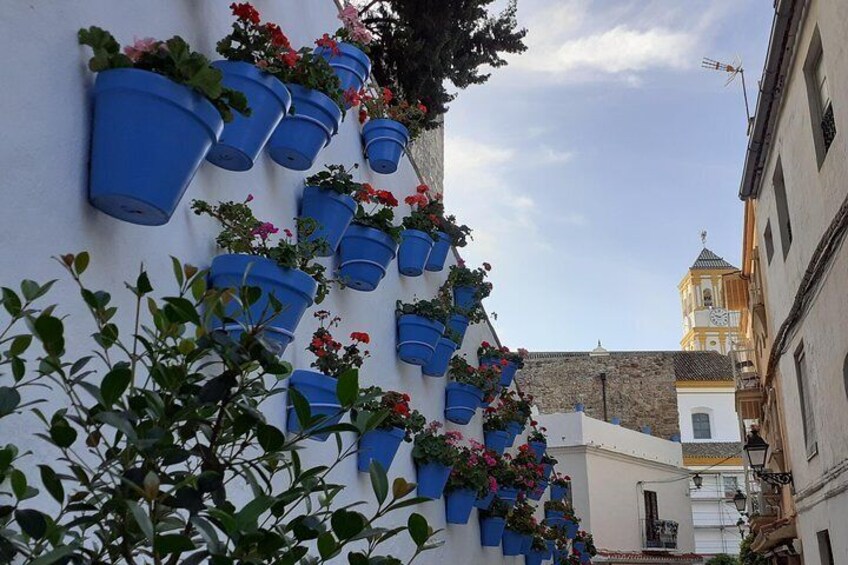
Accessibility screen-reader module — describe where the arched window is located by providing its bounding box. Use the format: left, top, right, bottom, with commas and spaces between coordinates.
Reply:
692, 412, 712, 439
702, 289, 713, 307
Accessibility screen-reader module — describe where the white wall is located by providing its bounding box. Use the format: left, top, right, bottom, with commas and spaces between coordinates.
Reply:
676, 388, 741, 443
0, 2, 508, 563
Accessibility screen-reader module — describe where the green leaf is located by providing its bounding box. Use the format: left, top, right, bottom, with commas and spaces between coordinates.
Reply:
171, 256, 185, 287
39, 465, 64, 504
235, 495, 274, 532
336, 369, 359, 407
155, 534, 194, 555
20, 280, 42, 302
127, 500, 154, 540
33, 315, 64, 356
49, 419, 77, 448
331, 510, 365, 540
408, 513, 430, 547
74, 252, 90, 275
369, 460, 388, 505
15, 508, 47, 539
29, 546, 73, 565
9, 335, 32, 356
101, 364, 132, 406
256, 424, 285, 452
136, 271, 153, 295
392, 477, 415, 499
94, 411, 137, 441
163, 297, 200, 325
10, 469, 27, 499
317, 531, 337, 560
288, 387, 311, 432
2, 288, 21, 316
0, 387, 21, 417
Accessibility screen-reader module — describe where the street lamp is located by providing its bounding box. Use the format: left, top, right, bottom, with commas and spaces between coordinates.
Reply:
733, 489, 747, 513
692, 473, 703, 489
743, 429, 793, 487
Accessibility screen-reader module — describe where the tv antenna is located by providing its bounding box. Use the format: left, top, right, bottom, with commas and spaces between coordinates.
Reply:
702, 56, 752, 127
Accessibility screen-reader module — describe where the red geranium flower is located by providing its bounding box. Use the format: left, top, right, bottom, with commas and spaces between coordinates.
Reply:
315, 33, 340, 55
350, 332, 370, 344
416, 184, 429, 194
231, 2, 260, 24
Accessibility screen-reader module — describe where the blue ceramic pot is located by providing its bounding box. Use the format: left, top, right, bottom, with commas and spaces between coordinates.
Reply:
363, 118, 410, 174
564, 520, 579, 540
528, 480, 547, 501
453, 285, 477, 312
475, 491, 495, 510
209, 254, 317, 353
525, 549, 546, 565
397, 229, 435, 276
484, 429, 510, 455
574, 403, 585, 412
521, 535, 533, 555
397, 314, 445, 366
529, 440, 547, 463
550, 483, 569, 501
416, 462, 452, 499
545, 509, 564, 522
315, 42, 371, 96
425, 231, 451, 272
338, 224, 398, 291
505, 421, 524, 447
357, 426, 405, 473
546, 540, 557, 555
88, 69, 222, 225
580, 552, 591, 564
445, 488, 477, 524
300, 186, 357, 256
481, 358, 519, 388
573, 542, 586, 554
502, 529, 526, 556
207, 61, 290, 171
268, 83, 342, 170
445, 382, 483, 425
422, 337, 458, 377
480, 516, 506, 547
496, 486, 519, 508
542, 464, 553, 482
286, 370, 343, 441
447, 314, 470, 346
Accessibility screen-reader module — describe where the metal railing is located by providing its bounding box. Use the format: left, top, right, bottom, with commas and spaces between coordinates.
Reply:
641, 519, 678, 550
730, 340, 760, 391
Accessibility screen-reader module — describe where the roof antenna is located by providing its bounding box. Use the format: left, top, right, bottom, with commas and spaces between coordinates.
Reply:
700, 230, 708, 247
702, 56, 752, 129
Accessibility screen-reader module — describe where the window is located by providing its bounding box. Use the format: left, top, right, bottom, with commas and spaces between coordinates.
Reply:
773, 160, 792, 258
794, 343, 818, 457
817, 530, 835, 565
692, 412, 712, 439
804, 28, 836, 165
764, 220, 775, 264
644, 490, 659, 546
702, 289, 713, 307
722, 476, 739, 498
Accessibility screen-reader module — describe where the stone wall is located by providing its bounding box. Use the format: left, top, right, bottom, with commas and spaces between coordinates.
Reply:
409, 124, 445, 194
517, 352, 682, 440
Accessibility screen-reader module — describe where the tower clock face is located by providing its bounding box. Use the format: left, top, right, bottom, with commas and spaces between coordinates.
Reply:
709, 307, 729, 326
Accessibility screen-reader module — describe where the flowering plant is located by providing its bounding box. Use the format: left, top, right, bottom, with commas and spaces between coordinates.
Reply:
478, 341, 529, 368
482, 404, 509, 432
217, 3, 298, 76
505, 500, 537, 534
530, 524, 550, 551
510, 445, 545, 490
411, 422, 462, 466
479, 498, 511, 519
550, 472, 571, 487
573, 531, 597, 557
445, 445, 493, 497
446, 263, 493, 322
416, 193, 472, 247
357, 387, 425, 441
359, 86, 429, 142
527, 426, 548, 443
306, 311, 370, 378
447, 356, 500, 398
351, 183, 403, 242
401, 184, 441, 239
495, 389, 534, 427
333, 2, 374, 50
276, 46, 345, 110
305, 164, 367, 198
545, 500, 576, 519
191, 197, 332, 302
396, 295, 451, 325
78, 27, 249, 122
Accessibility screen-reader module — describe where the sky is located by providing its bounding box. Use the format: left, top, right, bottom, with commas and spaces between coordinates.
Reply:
443, 0, 774, 352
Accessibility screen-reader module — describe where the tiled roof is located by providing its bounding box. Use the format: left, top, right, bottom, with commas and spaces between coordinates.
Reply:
597, 550, 703, 563
691, 247, 737, 270
672, 351, 732, 381
682, 441, 742, 459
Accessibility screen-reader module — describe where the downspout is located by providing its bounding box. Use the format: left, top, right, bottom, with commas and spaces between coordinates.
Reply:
599, 372, 608, 422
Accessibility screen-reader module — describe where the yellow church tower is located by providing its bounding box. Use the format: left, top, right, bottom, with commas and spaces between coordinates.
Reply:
679, 244, 740, 353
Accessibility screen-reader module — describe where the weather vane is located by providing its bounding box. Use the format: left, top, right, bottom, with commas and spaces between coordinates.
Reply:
702, 56, 752, 127
701, 230, 708, 247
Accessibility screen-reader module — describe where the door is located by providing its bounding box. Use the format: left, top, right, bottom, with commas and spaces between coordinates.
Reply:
644, 490, 659, 547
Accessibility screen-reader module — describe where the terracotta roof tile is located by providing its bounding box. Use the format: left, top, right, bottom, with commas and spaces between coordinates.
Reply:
672, 351, 732, 381
682, 441, 742, 459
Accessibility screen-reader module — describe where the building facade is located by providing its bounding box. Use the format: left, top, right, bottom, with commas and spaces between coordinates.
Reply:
679, 248, 741, 354
727, 0, 848, 563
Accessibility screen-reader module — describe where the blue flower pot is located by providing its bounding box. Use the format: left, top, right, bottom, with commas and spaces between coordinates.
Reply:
209, 254, 317, 353
475, 491, 495, 510
542, 464, 553, 482
286, 370, 343, 441
573, 542, 586, 554
425, 232, 451, 272
422, 337, 458, 377
580, 552, 591, 564
502, 528, 525, 556
484, 429, 510, 455
445, 488, 477, 524
481, 358, 519, 388
529, 440, 547, 463
528, 480, 547, 501
505, 421, 524, 447
545, 510, 564, 523
546, 540, 557, 556
206, 61, 290, 171
363, 118, 409, 174
397, 314, 445, 366
338, 224, 398, 291
88, 69, 222, 226
445, 382, 483, 425
300, 186, 357, 256
521, 535, 533, 555
574, 403, 585, 412
315, 42, 371, 97
416, 462, 452, 499
550, 484, 568, 501
453, 285, 478, 312
397, 229, 434, 276
447, 314, 470, 346
357, 426, 405, 473
526, 549, 546, 565
268, 83, 342, 171
480, 516, 506, 547
564, 520, 579, 540
545, 516, 565, 528
496, 486, 519, 508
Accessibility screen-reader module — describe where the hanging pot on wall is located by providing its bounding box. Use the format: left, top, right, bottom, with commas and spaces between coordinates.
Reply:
544, 509, 565, 528
206, 61, 291, 171
550, 483, 569, 501
315, 42, 371, 98
299, 186, 357, 256
396, 314, 445, 366
88, 69, 223, 226
337, 224, 399, 291
444, 382, 483, 425
527, 480, 547, 501
397, 229, 434, 276
447, 313, 470, 346
474, 491, 495, 510
501, 528, 526, 556
425, 231, 452, 272
416, 461, 452, 499
453, 285, 477, 312
505, 421, 524, 447
208, 254, 317, 354
285, 369, 344, 442
484, 429, 510, 455
357, 426, 405, 473
421, 337, 458, 377
479, 516, 506, 547
496, 486, 520, 508
525, 548, 547, 565
445, 488, 477, 524
267, 83, 342, 171
564, 519, 579, 540
528, 440, 547, 463
362, 118, 409, 174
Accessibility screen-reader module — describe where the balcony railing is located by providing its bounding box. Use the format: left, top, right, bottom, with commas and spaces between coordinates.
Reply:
642, 519, 678, 550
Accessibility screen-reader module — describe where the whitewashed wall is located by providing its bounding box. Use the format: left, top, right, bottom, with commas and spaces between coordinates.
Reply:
676, 388, 740, 443
0, 2, 506, 563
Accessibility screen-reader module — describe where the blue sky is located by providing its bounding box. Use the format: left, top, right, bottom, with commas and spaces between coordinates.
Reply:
444, 0, 774, 352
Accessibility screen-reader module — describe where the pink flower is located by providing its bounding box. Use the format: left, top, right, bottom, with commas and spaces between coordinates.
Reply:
350, 25, 373, 45
124, 37, 159, 62
250, 222, 279, 241
284, 228, 293, 238
246, 194, 254, 202
488, 476, 498, 492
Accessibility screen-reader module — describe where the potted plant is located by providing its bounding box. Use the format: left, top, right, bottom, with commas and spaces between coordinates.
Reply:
563, 511, 581, 540
502, 500, 536, 556
300, 164, 364, 255
267, 43, 344, 170
411, 422, 462, 499
207, 3, 294, 171
447, 262, 493, 321
78, 26, 249, 226
541, 453, 557, 482
526, 526, 551, 565
420, 192, 473, 272
572, 531, 596, 564
544, 500, 572, 527
444, 357, 494, 425
359, 86, 428, 174
338, 185, 401, 291
314, 3, 373, 97
550, 472, 571, 501
354, 387, 425, 473
490, 453, 520, 508
478, 341, 529, 389
192, 197, 330, 353
398, 185, 441, 276
527, 425, 548, 463
479, 499, 510, 547
483, 405, 511, 455
467, 441, 501, 510
511, 445, 546, 498
286, 311, 370, 441
444, 446, 491, 524
396, 297, 449, 366
496, 390, 534, 447
422, 325, 461, 378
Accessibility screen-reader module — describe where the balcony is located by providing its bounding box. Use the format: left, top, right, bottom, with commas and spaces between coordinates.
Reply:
731, 342, 763, 420
642, 519, 678, 550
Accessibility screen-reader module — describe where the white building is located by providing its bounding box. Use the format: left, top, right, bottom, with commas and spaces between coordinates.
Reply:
538, 411, 699, 565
